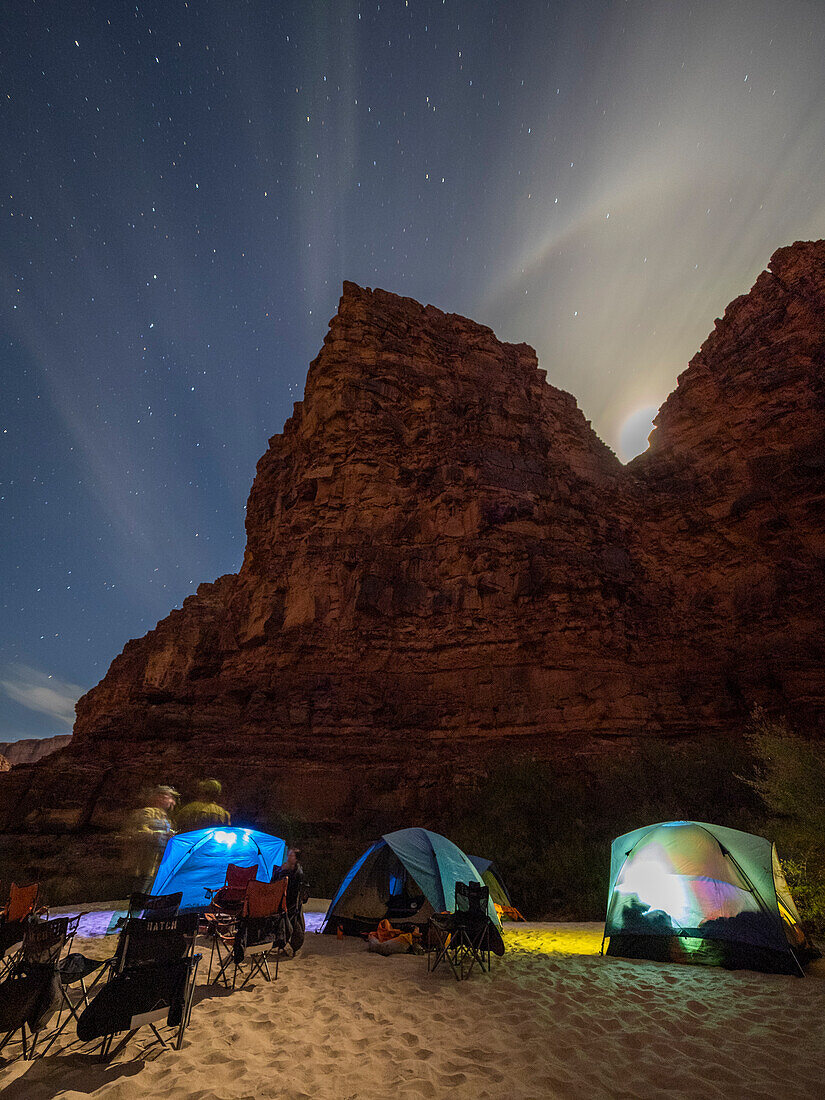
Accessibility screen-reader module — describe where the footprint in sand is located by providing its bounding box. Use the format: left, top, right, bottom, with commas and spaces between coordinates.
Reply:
459, 1047, 496, 1063
439, 1071, 468, 1086
200, 1050, 237, 1065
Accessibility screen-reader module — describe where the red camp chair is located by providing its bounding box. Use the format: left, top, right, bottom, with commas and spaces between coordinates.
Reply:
204, 864, 259, 917
0, 883, 48, 978
207, 879, 288, 988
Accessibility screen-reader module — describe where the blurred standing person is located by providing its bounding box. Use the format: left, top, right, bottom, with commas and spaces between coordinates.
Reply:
175, 778, 231, 832
128, 784, 178, 893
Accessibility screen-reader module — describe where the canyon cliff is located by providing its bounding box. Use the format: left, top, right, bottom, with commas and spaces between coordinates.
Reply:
1, 241, 823, 864
0, 735, 72, 767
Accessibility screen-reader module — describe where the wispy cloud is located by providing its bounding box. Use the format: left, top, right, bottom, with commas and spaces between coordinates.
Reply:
0, 664, 84, 730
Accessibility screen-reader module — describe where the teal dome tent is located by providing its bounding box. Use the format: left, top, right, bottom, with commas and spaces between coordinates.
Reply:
603, 821, 816, 975
150, 827, 287, 911
323, 827, 501, 935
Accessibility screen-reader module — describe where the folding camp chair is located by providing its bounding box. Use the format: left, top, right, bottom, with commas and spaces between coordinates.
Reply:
204, 863, 258, 917
125, 890, 183, 921
207, 878, 288, 989
427, 883, 498, 981
76, 914, 200, 1062
56, 890, 185, 1010
426, 910, 462, 980
453, 882, 495, 978
0, 915, 80, 1061
0, 882, 47, 978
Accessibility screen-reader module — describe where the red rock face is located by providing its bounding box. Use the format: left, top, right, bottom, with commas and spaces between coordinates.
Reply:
1, 242, 823, 835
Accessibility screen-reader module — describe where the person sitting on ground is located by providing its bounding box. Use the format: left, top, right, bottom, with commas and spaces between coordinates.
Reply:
272, 847, 305, 953
175, 778, 231, 832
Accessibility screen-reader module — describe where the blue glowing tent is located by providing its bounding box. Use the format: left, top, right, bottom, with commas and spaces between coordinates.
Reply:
322, 827, 500, 935
150, 827, 287, 911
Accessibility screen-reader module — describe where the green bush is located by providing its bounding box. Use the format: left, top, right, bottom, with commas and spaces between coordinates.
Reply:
446, 734, 760, 920
780, 855, 825, 935
741, 707, 825, 935
742, 706, 825, 833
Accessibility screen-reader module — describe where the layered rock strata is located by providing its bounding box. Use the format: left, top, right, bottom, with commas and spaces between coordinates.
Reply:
1, 241, 823, 842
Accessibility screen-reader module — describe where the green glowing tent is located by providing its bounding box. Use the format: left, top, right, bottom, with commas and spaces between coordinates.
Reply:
603, 821, 816, 975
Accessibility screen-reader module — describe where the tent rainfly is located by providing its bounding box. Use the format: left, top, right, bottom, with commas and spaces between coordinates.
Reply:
150, 827, 287, 911
603, 820, 817, 975
467, 855, 515, 914
323, 827, 501, 935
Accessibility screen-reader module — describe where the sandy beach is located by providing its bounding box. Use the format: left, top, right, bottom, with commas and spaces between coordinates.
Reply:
1, 910, 824, 1099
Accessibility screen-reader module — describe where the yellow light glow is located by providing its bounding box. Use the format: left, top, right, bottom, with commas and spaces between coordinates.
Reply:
503, 927, 603, 957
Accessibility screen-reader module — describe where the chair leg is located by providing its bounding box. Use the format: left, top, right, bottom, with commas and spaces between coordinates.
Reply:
182, 955, 200, 1037
149, 1024, 167, 1048
36, 994, 79, 1059
27, 1030, 40, 1061
207, 936, 216, 984
175, 1015, 187, 1052
212, 940, 233, 988
429, 929, 461, 980
99, 1029, 136, 1064
89, 960, 111, 989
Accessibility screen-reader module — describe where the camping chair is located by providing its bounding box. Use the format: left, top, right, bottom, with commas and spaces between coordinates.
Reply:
0, 915, 80, 1061
126, 891, 183, 921
204, 863, 258, 917
426, 910, 461, 980
56, 890, 185, 1008
207, 878, 288, 989
453, 882, 495, 978
427, 883, 498, 981
0, 883, 47, 978
76, 914, 200, 1062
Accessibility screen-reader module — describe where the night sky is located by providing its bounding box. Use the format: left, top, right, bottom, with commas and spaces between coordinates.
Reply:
2, 1, 825, 741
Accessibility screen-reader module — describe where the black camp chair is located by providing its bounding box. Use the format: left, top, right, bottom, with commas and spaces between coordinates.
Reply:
427, 883, 502, 981
0, 915, 80, 1061
53, 891, 185, 1012
125, 891, 183, 922
76, 914, 200, 1062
